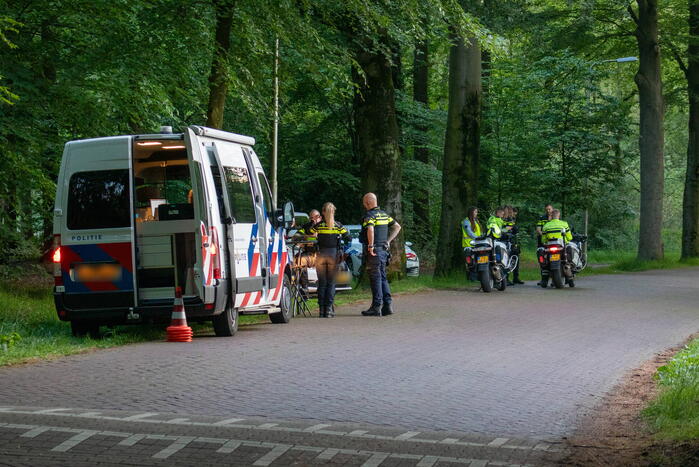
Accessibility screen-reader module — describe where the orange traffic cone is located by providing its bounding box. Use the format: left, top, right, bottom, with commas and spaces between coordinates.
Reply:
166, 287, 193, 342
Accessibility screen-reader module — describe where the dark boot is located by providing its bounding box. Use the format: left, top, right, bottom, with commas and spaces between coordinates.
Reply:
381, 302, 393, 316
327, 304, 335, 318
319, 306, 327, 318
361, 305, 382, 316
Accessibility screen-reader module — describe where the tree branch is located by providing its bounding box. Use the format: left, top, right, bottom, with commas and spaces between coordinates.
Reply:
665, 39, 689, 77
626, 3, 639, 27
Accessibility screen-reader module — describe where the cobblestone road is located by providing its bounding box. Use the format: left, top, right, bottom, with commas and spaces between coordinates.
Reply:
1, 268, 698, 465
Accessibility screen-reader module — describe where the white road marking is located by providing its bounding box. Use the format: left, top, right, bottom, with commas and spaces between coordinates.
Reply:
213, 417, 246, 426
361, 452, 389, 467
20, 426, 51, 438
35, 408, 71, 414
316, 447, 340, 460
217, 439, 242, 453
303, 423, 332, 432
118, 434, 147, 446
417, 455, 440, 467
252, 444, 291, 466
52, 430, 99, 452
395, 430, 421, 440
121, 412, 159, 421
0, 422, 531, 467
152, 436, 196, 459
165, 418, 190, 424
488, 437, 509, 447
0, 407, 562, 453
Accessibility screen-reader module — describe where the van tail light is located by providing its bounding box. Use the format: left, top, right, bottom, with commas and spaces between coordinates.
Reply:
211, 226, 221, 280
53, 235, 63, 286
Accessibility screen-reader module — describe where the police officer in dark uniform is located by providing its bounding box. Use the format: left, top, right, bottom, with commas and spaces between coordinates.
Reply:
310, 203, 351, 318
504, 206, 524, 285
360, 193, 401, 317
292, 209, 321, 296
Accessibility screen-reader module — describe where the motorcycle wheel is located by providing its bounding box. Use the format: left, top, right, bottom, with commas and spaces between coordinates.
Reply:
495, 266, 507, 291
552, 268, 564, 289
478, 268, 493, 293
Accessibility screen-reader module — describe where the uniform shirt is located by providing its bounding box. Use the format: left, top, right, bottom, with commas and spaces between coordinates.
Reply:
310, 220, 351, 249
360, 207, 395, 246
461, 218, 482, 248
542, 219, 573, 243
297, 220, 318, 235
537, 214, 550, 232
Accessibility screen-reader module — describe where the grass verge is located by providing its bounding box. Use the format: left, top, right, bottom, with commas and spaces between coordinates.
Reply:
644, 338, 699, 441
0, 264, 267, 367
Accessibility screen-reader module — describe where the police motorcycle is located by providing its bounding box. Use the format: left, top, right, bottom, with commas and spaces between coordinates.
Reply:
537, 233, 587, 288
465, 229, 519, 293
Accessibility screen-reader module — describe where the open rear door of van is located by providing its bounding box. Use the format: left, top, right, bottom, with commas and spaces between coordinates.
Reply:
184, 128, 212, 302
58, 136, 138, 311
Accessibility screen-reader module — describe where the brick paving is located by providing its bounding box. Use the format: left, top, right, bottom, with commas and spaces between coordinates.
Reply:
0, 268, 698, 465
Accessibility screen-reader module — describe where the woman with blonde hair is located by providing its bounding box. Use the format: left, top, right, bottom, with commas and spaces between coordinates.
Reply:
310, 202, 351, 317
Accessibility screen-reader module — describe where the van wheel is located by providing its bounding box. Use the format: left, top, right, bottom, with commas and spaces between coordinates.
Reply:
71, 320, 100, 339
270, 274, 292, 324
212, 301, 238, 337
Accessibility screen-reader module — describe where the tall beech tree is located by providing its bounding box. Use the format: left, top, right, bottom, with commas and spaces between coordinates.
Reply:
681, 1, 699, 259
412, 37, 432, 248
206, 0, 235, 129
435, 11, 482, 276
352, 32, 405, 278
630, 0, 665, 261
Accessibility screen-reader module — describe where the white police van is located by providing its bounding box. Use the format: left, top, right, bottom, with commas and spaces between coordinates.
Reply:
52, 126, 295, 338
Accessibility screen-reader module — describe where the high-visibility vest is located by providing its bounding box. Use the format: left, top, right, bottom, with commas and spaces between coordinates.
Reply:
462, 219, 482, 248
542, 219, 573, 243
486, 215, 503, 239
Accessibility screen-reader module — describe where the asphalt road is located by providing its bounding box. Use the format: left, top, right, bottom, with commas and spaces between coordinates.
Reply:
1, 268, 698, 466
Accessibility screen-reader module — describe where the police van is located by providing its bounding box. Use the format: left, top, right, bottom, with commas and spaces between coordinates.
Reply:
52, 126, 295, 338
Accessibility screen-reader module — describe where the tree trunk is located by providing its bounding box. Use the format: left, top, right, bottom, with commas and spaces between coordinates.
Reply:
435, 30, 481, 276
206, 0, 235, 129
412, 38, 431, 247
633, 0, 665, 261
682, 0, 699, 259
353, 34, 405, 279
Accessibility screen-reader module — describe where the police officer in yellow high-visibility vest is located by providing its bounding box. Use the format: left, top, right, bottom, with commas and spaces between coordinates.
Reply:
360, 193, 401, 317
542, 209, 573, 244
462, 206, 482, 249
310, 203, 351, 318
540, 209, 573, 287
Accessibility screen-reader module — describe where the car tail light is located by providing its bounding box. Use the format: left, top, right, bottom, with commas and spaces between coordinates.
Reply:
53, 235, 63, 286
406, 252, 416, 260
204, 303, 215, 310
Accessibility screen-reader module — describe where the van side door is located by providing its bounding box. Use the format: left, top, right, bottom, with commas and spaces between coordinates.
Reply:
212, 141, 266, 308
249, 155, 284, 304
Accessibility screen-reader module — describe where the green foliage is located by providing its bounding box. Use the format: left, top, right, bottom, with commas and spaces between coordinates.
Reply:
645, 339, 699, 440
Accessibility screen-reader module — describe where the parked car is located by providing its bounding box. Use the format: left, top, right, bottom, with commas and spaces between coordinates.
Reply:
344, 225, 420, 277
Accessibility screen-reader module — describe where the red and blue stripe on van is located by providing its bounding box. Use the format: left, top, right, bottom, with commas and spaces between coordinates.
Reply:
60, 243, 134, 293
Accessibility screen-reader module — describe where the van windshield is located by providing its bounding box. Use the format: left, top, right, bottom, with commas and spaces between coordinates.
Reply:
133, 147, 194, 222
67, 170, 130, 230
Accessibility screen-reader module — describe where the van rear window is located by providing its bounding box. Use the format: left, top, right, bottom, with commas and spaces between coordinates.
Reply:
67, 170, 130, 230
